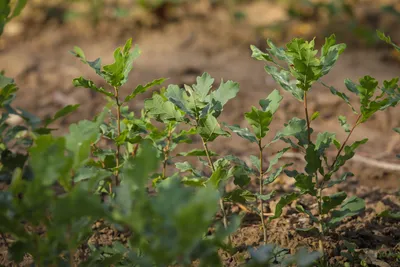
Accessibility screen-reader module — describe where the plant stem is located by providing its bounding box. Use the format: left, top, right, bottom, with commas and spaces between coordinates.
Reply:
132, 143, 139, 157
114, 86, 121, 187
304, 91, 311, 143
202, 139, 230, 241
330, 114, 362, 169
317, 186, 325, 257
162, 124, 173, 179
258, 140, 267, 244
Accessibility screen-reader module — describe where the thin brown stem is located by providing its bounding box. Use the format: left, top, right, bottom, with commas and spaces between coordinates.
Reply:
258, 140, 267, 244
132, 143, 140, 157
304, 91, 311, 144
316, 172, 325, 257
114, 86, 121, 187
203, 141, 215, 172
162, 125, 174, 179
202, 139, 230, 242
331, 114, 362, 169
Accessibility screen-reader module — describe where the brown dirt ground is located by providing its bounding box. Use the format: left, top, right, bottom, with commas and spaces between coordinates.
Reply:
1, 1, 400, 266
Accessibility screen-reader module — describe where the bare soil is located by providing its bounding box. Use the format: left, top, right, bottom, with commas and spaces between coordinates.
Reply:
1, 1, 400, 266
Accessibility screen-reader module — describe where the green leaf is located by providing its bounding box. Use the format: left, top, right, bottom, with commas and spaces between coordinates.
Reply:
0, 82, 17, 107
333, 139, 341, 150
29, 135, 73, 188
226, 189, 255, 204
294, 173, 316, 196
324, 82, 356, 113
315, 132, 335, 156
70, 46, 103, 76
296, 204, 319, 223
207, 165, 229, 189
124, 78, 166, 102
269, 192, 300, 220
333, 138, 368, 172
9, 0, 27, 20
73, 166, 112, 184
245, 107, 273, 139
267, 39, 293, 63
377, 209, 400, 219
177, 149, 218, 157
0, 73, 14, 88
274, 117, 309, 146
231, 165, 251, 187
250, 45, 273, 62
264, 65, 304, 101
358, 75, 379, 106
259, 89, 283, 115
173, 185, 220, 251
181, 176, 207, 187
285, 38, 322, 91
223, 154, 255, 174
320, 34, 346, 75
197, 115, 230, 142
102, 39, 141, 87
256, 190, 276, 201
250, 155, 260, 172
0, 0, 26, 35
14, 108, 41, 129
338, 115, 351, 132
73, 77, 113, 97
305, 144, 321, 175
344, 78, 359, 94
264, 163, 292, 185
310, 111, 320, 121
165, 84, 195, 117
191, 72, 214, 102
121, 140, 160, 189
4, 125, 27, 143
266, 147, 291, 173
44, 104, 80, 126
144, 93, 183, 122
226, 124, 258, 143
71, 46, 86, 60
175, 162, 203, 177
323, 172, 353, 188
321, 191, 347, 215
328, 196, 365, 228
65, 112, 105, 170
209, 79, 240, 110
0, 2, 11, 36
52, 185, 106, 224
377, 30, 400, 52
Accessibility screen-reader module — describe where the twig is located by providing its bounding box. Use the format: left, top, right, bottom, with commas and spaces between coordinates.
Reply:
304, 91, 311, 143
258, 140, 267, 244
202, 140, 230, 242
114, 86, 121, 187
331, 114, 362, 169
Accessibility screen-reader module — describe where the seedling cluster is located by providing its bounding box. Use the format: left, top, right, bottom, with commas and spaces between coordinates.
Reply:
1, 2, 400, 266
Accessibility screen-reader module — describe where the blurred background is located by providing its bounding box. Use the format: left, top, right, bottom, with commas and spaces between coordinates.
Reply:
1, 0, 400, 189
